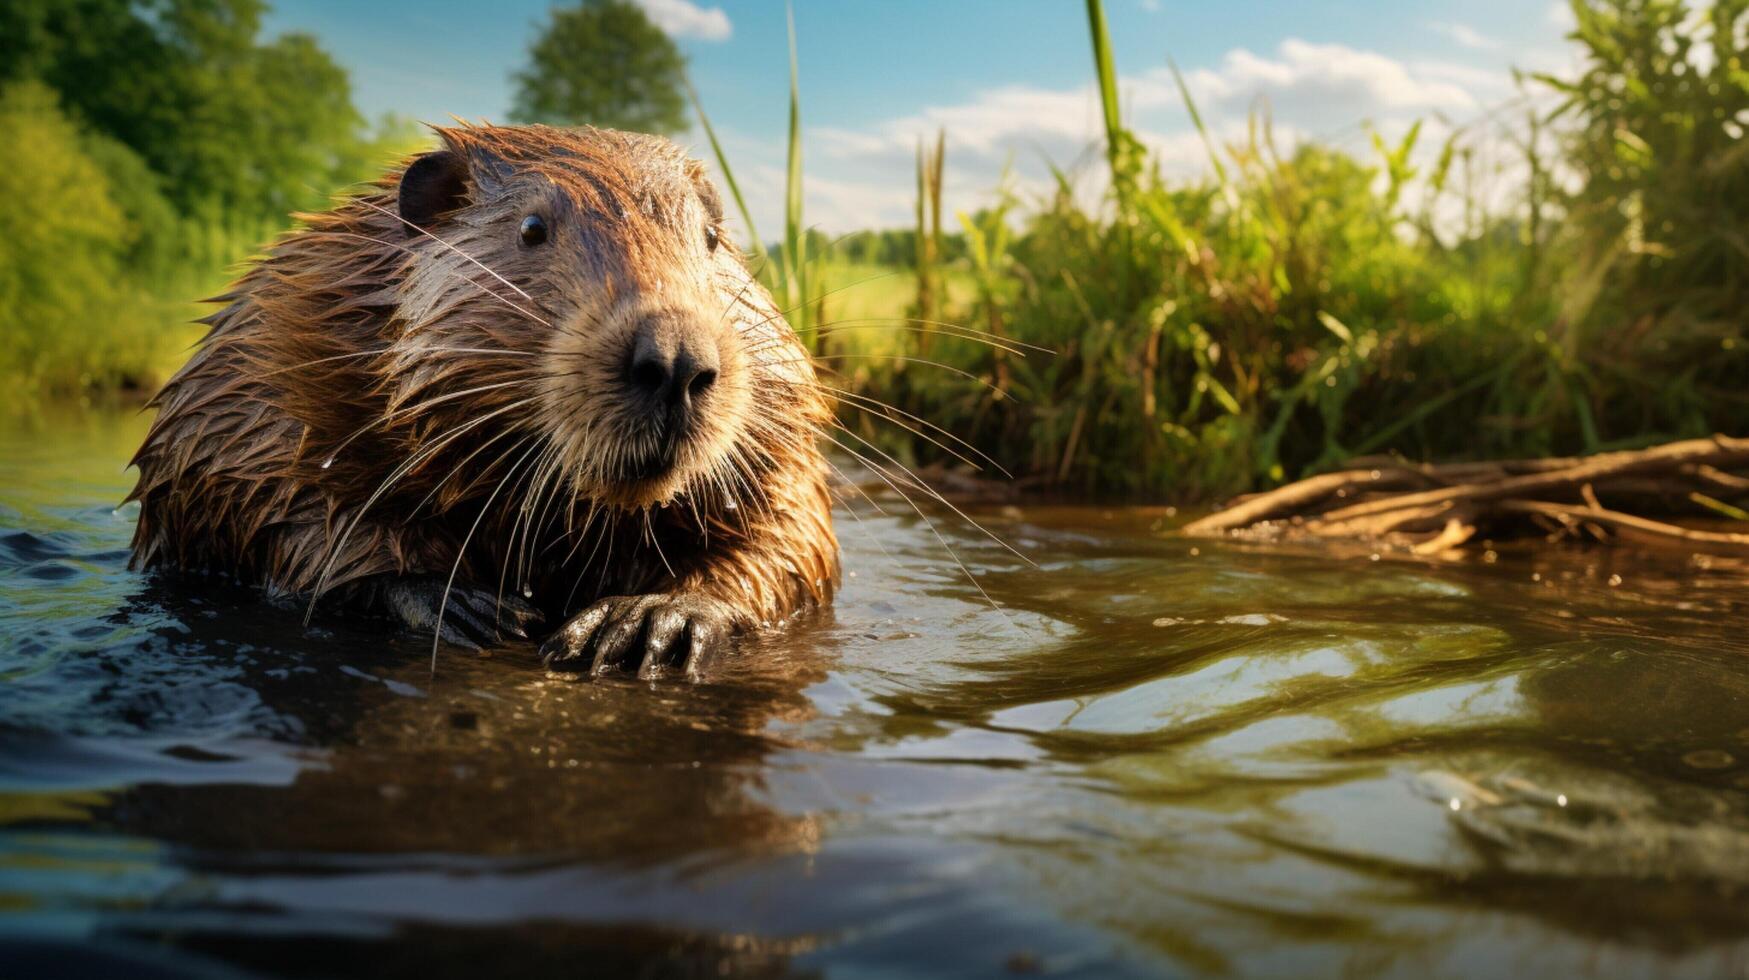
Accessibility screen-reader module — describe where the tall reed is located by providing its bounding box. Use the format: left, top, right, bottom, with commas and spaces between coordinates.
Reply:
692, 0, 1747, 502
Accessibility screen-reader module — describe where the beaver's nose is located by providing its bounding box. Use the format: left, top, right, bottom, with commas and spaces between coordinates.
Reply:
626, 318, 719, 413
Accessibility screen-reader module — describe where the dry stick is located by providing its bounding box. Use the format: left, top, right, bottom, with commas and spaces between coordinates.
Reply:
1182, 468, 1420, 535
1346, 442, 1749, 490
1688, 464, 1749, 494
1304, 502, 1464, 540
1185, 435, 1749, 554
1343, 454, 1580, 480
1411, 515, 1479, 555
1311, 435, 1749, 525
1495, 500, 1749, 556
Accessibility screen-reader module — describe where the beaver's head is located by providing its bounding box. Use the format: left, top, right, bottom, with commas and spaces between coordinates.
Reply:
383, 124, 817, 514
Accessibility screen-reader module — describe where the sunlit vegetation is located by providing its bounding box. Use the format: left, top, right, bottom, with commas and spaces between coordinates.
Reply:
801, 0, 1749, 499
0, 0, 425, 409
9, 0, 1748, 506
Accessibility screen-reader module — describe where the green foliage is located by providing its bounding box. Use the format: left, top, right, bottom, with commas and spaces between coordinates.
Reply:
686, 76, 765, 266
912, 131, 947, 339
0, 0, 371, 222
1538, 0, 1749, 437
511, 0, 689, 135
839, 0, 1749, 499
0, 0, 427, 411
0, 81, 155, 399
776, 4, 819, 342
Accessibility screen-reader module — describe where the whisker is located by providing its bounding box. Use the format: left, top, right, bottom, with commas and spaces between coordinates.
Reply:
819, 456, 902, 567
324, 378, 535, 463
305, 398, 534, 615
822, 432, 1020, 632
432, 437, 543, 674
788, 354, 1011, 397
497, 441, 560, 621
306, 229, 552, 329
730, 269, 904, 339
404, 421, 533, 520
774, 379, 1011, 478
566, 508, 617, 614
644, 509, 676, 579
809, 318, 1053, 354
350, 197, 542, 306
828, 421, 1035, 569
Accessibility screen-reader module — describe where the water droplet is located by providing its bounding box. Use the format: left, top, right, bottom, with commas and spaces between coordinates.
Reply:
1448, 798, 1461, 811
521, 585, 533, 598
1607, 574, 1623, 587
724, 500, 738, 510
1556, 794, 1568, 807
321, 455, 335, 469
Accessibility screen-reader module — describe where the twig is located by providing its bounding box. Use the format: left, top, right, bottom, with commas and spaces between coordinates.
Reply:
1496, 500, 1749, 556
1183, 434, 1749, 558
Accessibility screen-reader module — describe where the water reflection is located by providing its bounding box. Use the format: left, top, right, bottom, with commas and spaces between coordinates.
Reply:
6, 411, 1749, 977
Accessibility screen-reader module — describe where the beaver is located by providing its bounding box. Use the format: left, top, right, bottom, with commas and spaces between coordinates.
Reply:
127, 123, 839, 679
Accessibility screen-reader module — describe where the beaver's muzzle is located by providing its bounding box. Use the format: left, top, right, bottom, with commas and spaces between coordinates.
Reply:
617, 312, 719, 481
624, 312, 718, 420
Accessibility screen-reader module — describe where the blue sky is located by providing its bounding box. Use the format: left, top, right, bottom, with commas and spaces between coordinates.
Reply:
265, 1, 1578, 236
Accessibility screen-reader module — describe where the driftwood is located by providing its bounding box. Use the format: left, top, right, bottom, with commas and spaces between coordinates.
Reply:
1182, 435, 1749, 557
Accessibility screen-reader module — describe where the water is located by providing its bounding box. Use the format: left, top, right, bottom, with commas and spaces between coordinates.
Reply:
6, 409, 1749, 978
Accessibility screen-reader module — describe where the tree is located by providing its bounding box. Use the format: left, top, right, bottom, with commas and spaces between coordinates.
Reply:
0, 0, 370, 221
0, 80, 148, 393
510, 0, 688, 135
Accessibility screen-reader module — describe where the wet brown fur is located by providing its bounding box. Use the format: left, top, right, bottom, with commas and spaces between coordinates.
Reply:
128, 124, 838, 651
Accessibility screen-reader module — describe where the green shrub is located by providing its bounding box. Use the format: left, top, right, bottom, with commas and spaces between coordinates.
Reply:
840, 0, 1749, 500
0, 80, 162, 403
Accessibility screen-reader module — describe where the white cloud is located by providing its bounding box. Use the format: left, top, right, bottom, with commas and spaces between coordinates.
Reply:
1429, 21, 1503, 51
1180, 40, 1481, 116
1414, 59, 1516, 92
698, 37, 1529, 236
633, 0, 732, 42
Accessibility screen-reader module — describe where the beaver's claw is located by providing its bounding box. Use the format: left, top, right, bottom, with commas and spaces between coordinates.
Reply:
382, 578, 543, 649
539, 594, 734, 680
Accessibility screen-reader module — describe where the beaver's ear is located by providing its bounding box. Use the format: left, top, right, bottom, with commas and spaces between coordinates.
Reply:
397, 150, 471, 235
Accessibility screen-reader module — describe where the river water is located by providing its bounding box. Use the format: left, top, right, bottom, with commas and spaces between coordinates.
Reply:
4, 409, 1749, 978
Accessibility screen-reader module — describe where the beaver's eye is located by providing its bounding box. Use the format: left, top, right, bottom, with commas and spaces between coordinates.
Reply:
703, 223, 720, 253
519, 214, 548, 247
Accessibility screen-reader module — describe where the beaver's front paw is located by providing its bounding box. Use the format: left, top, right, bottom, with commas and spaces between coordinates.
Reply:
539, 594, 734, 680
382, 577, 543, 649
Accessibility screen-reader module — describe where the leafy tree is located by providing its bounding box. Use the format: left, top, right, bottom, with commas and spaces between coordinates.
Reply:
0, 80, 153, 395
0, 0, 369, 220
510, 0, 689, 135
0, 0, 424, 403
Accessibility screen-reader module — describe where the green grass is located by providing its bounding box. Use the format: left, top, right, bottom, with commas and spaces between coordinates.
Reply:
826, 0, 1749, 500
